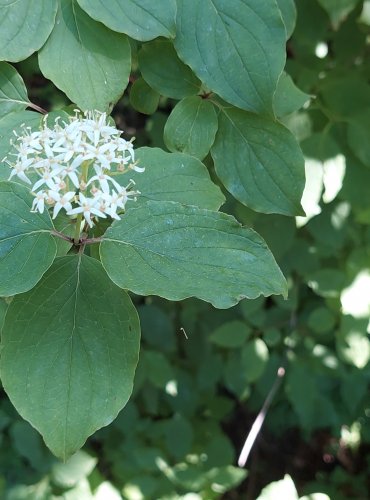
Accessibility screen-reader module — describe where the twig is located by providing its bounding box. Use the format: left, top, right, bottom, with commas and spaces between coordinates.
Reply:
27, 102, 48, 115
238, 367, 286, 468
51, 230, 73, 243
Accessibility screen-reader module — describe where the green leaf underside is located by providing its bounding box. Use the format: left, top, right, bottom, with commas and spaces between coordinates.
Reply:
0, 255, 140, 460
100, 201, 287, 308
0, 62, 30, 117
77, 0, 176, 41
124, 147, 224, 210
0, 182, 56, 297
164, 96, 219, 160
138, 40, 201, 100
174, 0, 286, 115
38, 0, 131, 112
0, 0, 58, 62
0, 113, 42, 181
211, 107, 305, 216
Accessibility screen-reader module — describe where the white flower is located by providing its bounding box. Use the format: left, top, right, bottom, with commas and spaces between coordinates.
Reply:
67, 192, 107, 227
49, 191, 75, 218
32, 169, 59, 192
31, 190, 48, 213
6, 109, 143, 228
8, 159, 33, 184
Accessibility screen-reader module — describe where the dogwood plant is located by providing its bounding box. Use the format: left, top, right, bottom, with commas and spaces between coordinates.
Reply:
0, 0, 305, 462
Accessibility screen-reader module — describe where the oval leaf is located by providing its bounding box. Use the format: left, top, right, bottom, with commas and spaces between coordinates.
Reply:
0, 0, 58, 62
125, 147, 225, 210
0, 63, 30, 117
130, 78, 160, 115
138, 40, 201, 100
100, 201, 287, 308
211, 107, 305, 216
77, 0, 176, 41
38, 0, 131, 112
174, 0, 286, 114
0, 181, 57, 296
0, 255, 140, 460
164, 96, 218, 160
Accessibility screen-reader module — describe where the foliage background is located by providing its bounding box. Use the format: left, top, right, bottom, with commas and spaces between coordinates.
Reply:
0, 0, 370, 499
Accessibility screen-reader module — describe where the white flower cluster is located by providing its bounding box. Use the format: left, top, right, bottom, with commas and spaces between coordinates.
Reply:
5, 110, 143, 227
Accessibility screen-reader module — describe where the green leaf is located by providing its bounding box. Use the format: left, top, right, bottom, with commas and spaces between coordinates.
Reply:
142, 350, 174, 389
286, 361, 317, 428
347, 109, 370, 167
276, 0, 297, 38
77, 0, 176, 41
38, 0, 131, 112
164, 96, 218, 160
273, 72, 310, 118
241, 338, 269, 382
139, 304, 176, 352
319, 75, 370, 120
53, 213, 74, 257
100, 201, 287, 309
0, 255, 140, 460
0, 181, 56, 297
0, 0, 58, 62
10, 421, 47, 471
0, 63, 30, 117
174, 0, 286, 115
125, 146, 225, 210
317, 0, 361, 28
211, 107, 305, 216
209, 320, 252, 348
129, 78, 160, 115
0, 111, 42, 180
0, 298, 7, 330
163, 415, 193, 459
138, 40, 201, 99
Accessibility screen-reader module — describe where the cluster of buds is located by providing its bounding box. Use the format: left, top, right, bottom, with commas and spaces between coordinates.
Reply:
5, 110, 143, 227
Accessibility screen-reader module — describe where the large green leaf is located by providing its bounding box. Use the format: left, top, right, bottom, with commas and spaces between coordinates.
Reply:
0, 181, 57, 297
122, 147, 225, 210
77, 0, 176, 41
0, 0, 58, 62
0, 111, 42, 180
0, 63, 30, 117
138, 40, 201, 100
164, 96, 218, 160
0, 255, 140, 460
100, 201, 287, 308
174, 0, 286, 115
211, 107, 305, 216
38, 0, 131, 112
